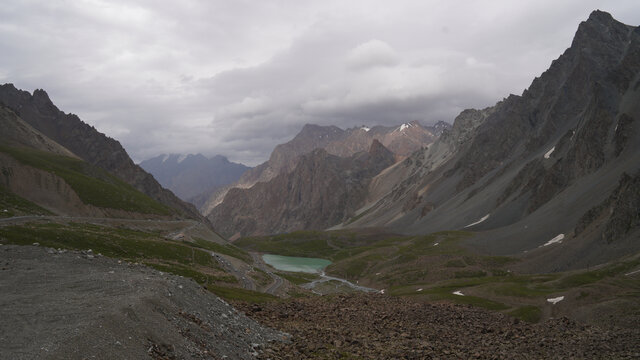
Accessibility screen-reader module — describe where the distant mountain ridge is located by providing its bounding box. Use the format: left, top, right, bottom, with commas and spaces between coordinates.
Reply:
209, 140, 396, 238
201, 120, 449, 215
139, 153, 249, 204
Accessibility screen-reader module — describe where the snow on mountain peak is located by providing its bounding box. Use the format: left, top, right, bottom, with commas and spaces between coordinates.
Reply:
161, 154, 169, 163
177, 154, 188, 163
361, 126, 370, 132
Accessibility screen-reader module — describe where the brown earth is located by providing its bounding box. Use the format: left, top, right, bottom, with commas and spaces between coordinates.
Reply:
237, 294, 640, 359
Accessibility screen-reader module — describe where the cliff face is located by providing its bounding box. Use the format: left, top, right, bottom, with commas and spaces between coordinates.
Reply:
0, 84, 207, 222
342, 11, 640, 272
208, 140, 396, 237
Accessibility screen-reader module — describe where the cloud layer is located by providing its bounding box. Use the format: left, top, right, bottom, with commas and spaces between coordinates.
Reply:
1, 0, 638, 165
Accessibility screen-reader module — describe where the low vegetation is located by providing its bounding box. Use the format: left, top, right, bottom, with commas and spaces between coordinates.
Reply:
238, 228, 640, 323
190, 237, 251, 262
0, 146, 170, 215
0, 184, 53, 217
277, 271, 320, 285
0, 221, 276, 303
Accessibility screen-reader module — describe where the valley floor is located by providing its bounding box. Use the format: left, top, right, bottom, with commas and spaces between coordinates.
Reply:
1, 241, 639, 359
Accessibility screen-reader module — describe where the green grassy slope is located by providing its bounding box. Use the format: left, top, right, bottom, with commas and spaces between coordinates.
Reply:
1, 145, 170, 215
0, 184, 53, 217
237, 230, 640, 323
0, 222, 275, 303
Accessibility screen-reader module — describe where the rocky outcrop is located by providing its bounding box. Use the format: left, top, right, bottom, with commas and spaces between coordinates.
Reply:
0, 84, 206, 222
575, 171, 640, 243
0, 105, 77, 158
208, 141, 395, 237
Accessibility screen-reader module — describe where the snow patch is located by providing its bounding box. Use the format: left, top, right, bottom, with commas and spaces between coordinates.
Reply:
625, 269, 640, 276
464, 214, 490, 228
544, 146, 555, 159
433, 242, 439, 247
361, 126, 370, 132
452, 291, 464, 296
547, 296, 564, 304
177, 154, 188, 163
400, 123, 409, 131
397, 123, 414, 132
380, 289, 385, 294
417, 288, 423, 292
161, 154, 169, 163
542, 234, 564, 247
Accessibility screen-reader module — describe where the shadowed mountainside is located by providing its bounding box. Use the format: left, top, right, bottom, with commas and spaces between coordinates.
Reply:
0, 84, 207, 222
209, 140, 396, 238
340, 10, 640, 272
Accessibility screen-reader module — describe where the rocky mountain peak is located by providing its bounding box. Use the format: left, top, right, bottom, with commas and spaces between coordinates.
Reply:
296, 123, 344, 139
32, 88, 50, 101
368, 138, 392, 159
571, 10, 631, 61
586, 9, 616, 26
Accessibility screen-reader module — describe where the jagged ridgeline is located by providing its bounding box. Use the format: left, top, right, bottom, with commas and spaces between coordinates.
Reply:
0, 85, 207, 221
337, 10, 640, 273
205, 121, 449, 238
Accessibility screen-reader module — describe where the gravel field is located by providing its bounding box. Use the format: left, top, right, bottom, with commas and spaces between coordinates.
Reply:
0, 244, 284, 360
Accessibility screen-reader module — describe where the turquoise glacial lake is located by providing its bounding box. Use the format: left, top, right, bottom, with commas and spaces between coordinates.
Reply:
262, 254, 331, 273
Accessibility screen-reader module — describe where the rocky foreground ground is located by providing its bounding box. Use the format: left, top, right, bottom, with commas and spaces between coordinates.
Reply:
0, 244, 283, 360
237, 294, 640, 359
2, 243, 639, 359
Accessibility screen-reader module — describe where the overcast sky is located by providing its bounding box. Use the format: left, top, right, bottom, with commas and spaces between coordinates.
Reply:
1, 1, 638, 166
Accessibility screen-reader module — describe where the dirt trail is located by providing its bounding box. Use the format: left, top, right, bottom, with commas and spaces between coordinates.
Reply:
213, 252, 257, 291
250, 253, 284, 295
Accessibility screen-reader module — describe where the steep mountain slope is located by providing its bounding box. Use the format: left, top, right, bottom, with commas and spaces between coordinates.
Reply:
139, 153, 249, 203
0, 84, 205, 221
343, 11, 640, 272
201, 121, 447, 215
209, 140, 395, 238
0, 105, 174, 217
0, 105, 78, 158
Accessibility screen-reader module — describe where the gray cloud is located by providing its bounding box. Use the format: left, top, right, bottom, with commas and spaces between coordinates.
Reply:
1, 0, 639, 166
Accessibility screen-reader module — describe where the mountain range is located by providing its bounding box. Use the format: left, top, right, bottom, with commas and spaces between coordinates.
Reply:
201, 120, 449, 219
335, 10, 640, 272
205, 11, 639, 272
139, 153, 249, 206
1, 10, 639, 358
